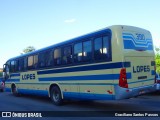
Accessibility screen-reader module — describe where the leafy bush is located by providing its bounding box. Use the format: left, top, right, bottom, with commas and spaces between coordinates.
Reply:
155, 47, 160, 75
0, 72, 2, 77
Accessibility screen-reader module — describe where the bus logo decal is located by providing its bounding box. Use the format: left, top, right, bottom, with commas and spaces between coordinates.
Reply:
22, 74, 36, 80
133, 65, 150, 73
123, 33, 153, 51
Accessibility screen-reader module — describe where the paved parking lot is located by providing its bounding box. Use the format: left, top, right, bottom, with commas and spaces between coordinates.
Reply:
0, 91, 160, 120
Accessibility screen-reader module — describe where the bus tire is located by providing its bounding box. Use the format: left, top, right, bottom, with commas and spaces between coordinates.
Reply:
50, 86, 63, 106
0, 89, 4, 92
11, 84, 19, 97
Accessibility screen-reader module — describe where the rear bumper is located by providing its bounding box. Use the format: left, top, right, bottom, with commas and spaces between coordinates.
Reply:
114, 84, 157, 100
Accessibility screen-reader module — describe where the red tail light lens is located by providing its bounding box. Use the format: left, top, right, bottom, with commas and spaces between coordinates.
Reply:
119, 68, 128, 88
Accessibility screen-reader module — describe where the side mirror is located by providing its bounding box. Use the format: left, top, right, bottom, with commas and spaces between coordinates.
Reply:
3, 64, 7, 72
3, 68, 6, 72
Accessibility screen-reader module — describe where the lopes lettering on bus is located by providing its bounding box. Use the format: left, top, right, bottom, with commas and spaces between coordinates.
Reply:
22, 74, 36, 80
133, 65, 150, 73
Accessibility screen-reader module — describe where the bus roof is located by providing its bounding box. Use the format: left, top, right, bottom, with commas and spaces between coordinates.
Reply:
6, 25, 150, 62
7, 26, 113, 62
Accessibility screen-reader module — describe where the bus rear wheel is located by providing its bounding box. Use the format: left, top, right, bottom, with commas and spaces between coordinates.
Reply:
50, 86, 63, 105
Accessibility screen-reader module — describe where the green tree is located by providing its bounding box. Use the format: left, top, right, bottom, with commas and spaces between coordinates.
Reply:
0, 72, 2, 77
155, 47, 160, 74
22, 46, 36, 54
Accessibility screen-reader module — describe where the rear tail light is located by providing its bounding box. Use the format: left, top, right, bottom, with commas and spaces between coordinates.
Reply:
119, 68, 128, 88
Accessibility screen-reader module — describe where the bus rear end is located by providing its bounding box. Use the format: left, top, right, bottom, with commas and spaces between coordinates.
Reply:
115, 26, 156, 99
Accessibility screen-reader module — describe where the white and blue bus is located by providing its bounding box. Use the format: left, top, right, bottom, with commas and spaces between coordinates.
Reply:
3, 25, 156, 105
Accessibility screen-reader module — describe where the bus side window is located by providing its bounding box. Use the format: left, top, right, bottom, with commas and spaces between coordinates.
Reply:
15, 60, 19, 72
54, 48, 61, 66
28, 56, 34, 70
83, 40, 92, 62
10, 61, 15, 73
19, 58, 24, 71
62, 46, 72, 65
38, 51, 53, 68
38, 53, 45, 68
74, 42, 82, 63
24, 57, 27, 71
94, 37, 103, 60
103, 36, 110, 59
34, 54, 38, 68
27, 55, 38, 70
94, 35, 111, 61
43, 50, 53, 67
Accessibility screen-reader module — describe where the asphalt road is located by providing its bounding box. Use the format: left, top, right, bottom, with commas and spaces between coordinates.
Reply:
0, 91, 160, 120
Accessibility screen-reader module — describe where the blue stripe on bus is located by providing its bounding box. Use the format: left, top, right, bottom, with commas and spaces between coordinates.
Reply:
5, 79, 20, 82
18, 89, 48, 96
60, 78, 154, 86
63, 92, 114, 100
39, 73, 132, 81
15, 83, 50, 85
6, 87, 114, 100
37, 62, 131, 75
5, 88, 11, 92
5, 72, 132, 82
123, 40, 153, 51
10, 73, 20, 77
59, 83, 114, 85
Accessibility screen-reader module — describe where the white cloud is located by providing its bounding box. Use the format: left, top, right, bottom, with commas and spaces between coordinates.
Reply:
64, 18, 76, 23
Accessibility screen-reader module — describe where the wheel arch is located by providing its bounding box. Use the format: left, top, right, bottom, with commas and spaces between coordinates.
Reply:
49, 83, 63, 99
11, 83, 16, 93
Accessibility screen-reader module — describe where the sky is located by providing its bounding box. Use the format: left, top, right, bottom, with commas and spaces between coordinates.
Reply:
0, 0, 160, 68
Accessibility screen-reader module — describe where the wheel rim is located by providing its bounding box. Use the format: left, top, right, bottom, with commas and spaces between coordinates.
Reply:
12, 86, 16, 93
53, 90, 60, 102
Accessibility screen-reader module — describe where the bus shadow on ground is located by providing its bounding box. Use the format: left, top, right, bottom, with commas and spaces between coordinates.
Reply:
6, 91, 160, 111
146, 91, 160, 96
